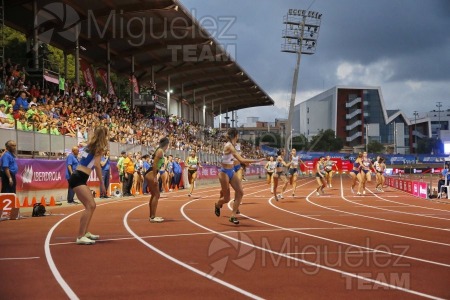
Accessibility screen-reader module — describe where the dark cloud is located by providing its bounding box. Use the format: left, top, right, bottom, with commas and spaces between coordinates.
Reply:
181, 0, 450, 121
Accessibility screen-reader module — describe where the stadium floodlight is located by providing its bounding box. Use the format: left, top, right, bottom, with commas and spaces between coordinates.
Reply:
436, 101, 442, 138
413, 111, 419, 154
281, 9, 322, 155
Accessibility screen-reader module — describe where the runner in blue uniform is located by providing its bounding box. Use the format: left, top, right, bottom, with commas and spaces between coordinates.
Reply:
68, 126, 108, 245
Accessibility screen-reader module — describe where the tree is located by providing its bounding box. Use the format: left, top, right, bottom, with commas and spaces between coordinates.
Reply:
292, 134, 308, 151
367, 140, 385, 154
256, 132, 281, 148
308, 129, 344, 152
417, 138, 437, 154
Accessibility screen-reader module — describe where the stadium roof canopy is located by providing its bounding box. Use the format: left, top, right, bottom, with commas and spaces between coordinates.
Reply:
4, 0, 274, 115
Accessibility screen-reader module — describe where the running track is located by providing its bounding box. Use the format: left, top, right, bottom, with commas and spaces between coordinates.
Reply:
1, 176, 450, 299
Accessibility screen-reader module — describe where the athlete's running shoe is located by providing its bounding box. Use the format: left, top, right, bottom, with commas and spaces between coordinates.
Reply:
76, 236, 95, 245
214, 204, 221, 217
84, 232, 99, 240
229, 217, 239, 224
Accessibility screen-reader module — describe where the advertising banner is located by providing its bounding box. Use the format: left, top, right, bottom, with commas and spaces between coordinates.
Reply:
97, 68, 116, 95
80, 59, 97, 89
15, 159, 119, 192
386, 177, 428, 199
13, 160, 264, 192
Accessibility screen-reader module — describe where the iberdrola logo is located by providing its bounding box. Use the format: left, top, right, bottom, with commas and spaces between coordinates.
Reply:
21, 165, 33, 187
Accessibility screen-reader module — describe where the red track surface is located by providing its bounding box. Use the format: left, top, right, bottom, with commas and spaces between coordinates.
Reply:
1, 176, 450, 299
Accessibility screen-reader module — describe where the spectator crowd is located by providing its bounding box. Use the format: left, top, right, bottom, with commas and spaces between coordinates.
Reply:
0, 59, 264, 160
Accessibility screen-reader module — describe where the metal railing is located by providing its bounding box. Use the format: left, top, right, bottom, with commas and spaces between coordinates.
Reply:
0, 128, 222, 162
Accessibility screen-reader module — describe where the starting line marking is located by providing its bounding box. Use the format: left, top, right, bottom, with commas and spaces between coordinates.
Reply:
286, 250, 374, 255
0, 256, 40, 261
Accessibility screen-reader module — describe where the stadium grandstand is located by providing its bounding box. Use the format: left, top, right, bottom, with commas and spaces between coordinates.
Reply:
0, 0, 274, 160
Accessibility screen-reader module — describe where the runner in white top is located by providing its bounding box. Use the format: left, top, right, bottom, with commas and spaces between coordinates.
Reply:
324, 155, 339, 188
265, 156, 277, 193
287, 149, 307, 197
374, 156, 386, 192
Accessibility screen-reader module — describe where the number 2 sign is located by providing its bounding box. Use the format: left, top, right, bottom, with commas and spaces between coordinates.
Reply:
0, 193, 20, 220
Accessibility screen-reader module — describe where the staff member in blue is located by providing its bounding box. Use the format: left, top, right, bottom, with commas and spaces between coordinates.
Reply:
66, 146, 79, 204
68, 126, 108, 245
100, 150, 111, 198
1, 140, 18, 193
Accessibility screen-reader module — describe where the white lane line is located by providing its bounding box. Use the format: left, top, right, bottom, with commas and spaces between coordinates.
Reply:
43, 195, 182, 300
340, 186, 450, 222
123, 203, 264, 300
306, 195, 450, 244
0, 257, 40, 261
45, 211, 80, 300
49, 227, 354, 246
182, 198, 444, 300
287, 250, 374, 255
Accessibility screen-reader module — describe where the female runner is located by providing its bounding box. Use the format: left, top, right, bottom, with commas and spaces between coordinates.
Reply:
350, 152, 363, 194
214, 128, 264, 224
359, 151, 373, 195
324, 155, 339, 188
68, 126, 108, 245
375, 156, 386, 192
315, 156, 327, 196
273, 150, 290, 201
288, 149, 307, 196
144, 137, 170, 223
186, 150, 201, 197
265, 156, 277, 193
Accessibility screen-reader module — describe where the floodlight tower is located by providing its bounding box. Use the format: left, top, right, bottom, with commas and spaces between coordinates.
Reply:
282, 9, 322, 157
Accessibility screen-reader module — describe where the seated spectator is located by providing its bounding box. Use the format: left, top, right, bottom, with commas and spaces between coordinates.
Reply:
49, 121, 61, 135
16, 117, 31, 131
13, 91, 29, 111
29, 85, 40, 98
25, 103, 38, 121
13, 106, 26, 120
0, 104, 14, 129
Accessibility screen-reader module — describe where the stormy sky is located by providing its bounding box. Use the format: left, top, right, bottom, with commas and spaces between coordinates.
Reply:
181, 0, 450, 126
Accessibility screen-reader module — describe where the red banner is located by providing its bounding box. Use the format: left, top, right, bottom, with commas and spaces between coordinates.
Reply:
386, 177, 428, 199
301, 158, 350, 173
130, 75, 139, 99
97, 68, 115, 95
80, 59, 97, 89
195, 165, 265, 180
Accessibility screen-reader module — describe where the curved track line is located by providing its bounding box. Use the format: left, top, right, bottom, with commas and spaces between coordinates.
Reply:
302, 178, 450, 234
181, 199, 444, 300
338, 178, 450, 221
123, 203, 264, 300
265, 195, 450, 267
364, 187, 450, 214
44, 197, 158, 300
45, 211, 81, 300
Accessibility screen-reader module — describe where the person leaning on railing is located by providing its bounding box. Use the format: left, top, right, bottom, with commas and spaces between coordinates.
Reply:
438, 164, 450, 199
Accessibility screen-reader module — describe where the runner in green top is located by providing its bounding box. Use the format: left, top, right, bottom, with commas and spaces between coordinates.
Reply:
144, 137, 169, 223
185, 149, 202, 197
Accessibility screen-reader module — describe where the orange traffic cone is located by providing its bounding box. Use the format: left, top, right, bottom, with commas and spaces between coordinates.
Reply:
49, 196, 56, 206
22, 196, 29, 207
40, 196, 46, 206
31, 196, 37, 206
